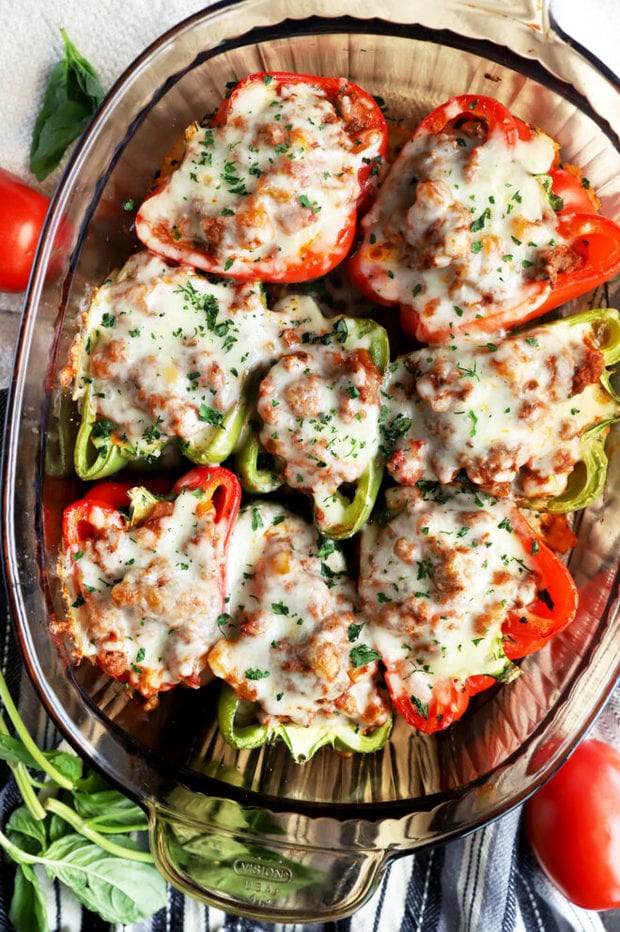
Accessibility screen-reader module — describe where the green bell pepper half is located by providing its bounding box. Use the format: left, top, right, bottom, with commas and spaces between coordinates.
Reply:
74, 385, 134, 481
235, 314, 390, 540
74, 384, 247, 481
45, 387, 79, 478
217, 684, 392, 763
522, 307, 620, 513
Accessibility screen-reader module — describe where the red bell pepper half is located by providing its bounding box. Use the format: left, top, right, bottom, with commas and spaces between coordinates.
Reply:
500, 508, 579, 661
383, 506, 578, 735
348, 94, 620, 343
61, 466, 242, 697
136, 71, 388, 283
63, 467, 241, 555
413, 93, 534, 144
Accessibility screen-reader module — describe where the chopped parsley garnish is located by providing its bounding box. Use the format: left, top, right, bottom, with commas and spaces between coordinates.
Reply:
470, 207, 491, 232
410, 696, 429, 719
379, 412, 412, 458
347, 622, 364, 642
350, 644, 381, 668
198, 404, 224, 426
298, 194, 322, 214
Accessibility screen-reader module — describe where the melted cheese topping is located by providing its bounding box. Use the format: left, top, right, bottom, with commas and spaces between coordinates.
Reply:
355, 123, 562, 333
381, 318, 616, 498
66, 252, 329, 458
135, 77, 384, 280
256, 341, 382, 498
359, 484, 537, 701
208, 503, 390, 729
60, 488, 229, 699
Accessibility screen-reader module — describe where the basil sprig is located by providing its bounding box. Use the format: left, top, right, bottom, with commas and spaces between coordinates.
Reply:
0, 667, 167, 929
29, 29, 105, 181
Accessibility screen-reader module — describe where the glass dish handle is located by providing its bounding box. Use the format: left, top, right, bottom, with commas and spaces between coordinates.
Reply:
148, 797, 388, 921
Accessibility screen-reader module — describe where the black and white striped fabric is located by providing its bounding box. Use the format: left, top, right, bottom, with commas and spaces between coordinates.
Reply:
0, 385, 616, 932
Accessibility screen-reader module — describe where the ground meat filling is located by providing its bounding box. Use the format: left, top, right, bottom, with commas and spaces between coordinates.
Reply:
380, 318, 616, 500
62, 252, 332, 461
353, 117, 566, 333
358, 484, 538, 705
208, 504, 390, 730
135, 77, 385, 280
60, 489, 228, 700
257, 343, 382, 497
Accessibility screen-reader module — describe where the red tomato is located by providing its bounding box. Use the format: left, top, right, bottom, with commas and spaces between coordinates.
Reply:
0, 168, 51, 292
524, 738, 620, 910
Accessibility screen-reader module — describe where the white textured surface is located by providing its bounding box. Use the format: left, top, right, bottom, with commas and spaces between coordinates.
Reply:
550, 0, 619, 77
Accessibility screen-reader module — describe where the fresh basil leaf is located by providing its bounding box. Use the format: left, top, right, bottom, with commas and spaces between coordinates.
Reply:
6, 805, 47, 853
49, 810, 73, 844
0, 735, 82, 784
44, 748, 83, 784
9, 864, 49, 932
41, 833, 167, 924
0, 734, 40, 769
74, 768, 109, 794
30, 29, 104, 181
72, 788, 148, 831
0, 669, 164, 928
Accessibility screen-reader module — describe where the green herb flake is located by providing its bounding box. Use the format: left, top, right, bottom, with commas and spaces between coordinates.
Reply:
198, 404, 224, 426
299, 194, 321, 214
350, 644, 381, 668
470, 207, 491, 232
347, 622, 364, 642
411, 696, 429, 719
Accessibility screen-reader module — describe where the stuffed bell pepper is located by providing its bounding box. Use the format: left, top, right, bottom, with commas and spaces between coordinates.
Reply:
236, 312, 390, 539
358, 481, 578, 734
60, 252, 329, 480
209, 501, 392, 762
136, 71, 388, 283
57, 466, 241, 703
379, 307, 620, 511
348, 94, 620, 342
